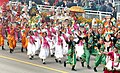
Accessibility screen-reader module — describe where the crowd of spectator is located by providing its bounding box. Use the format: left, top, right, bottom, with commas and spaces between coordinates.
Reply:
10, 0, 117, 12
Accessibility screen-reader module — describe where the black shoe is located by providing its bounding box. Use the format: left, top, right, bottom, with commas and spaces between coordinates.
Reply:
71, 65, 76, 71
55, 59, 58, 63
64, 61, 66, 67
10, 49, 12, 53
2, 46, 5, 50
71, 68, 77, 71
29, 58, 32, 60
35, 54, 39, 56
26, 49, 27, 52
10, 49, 13, 53
31, 56, 34, 58
51, 54, 54, 57
94, 67, 97, 72
59, 60, 62, 64
41, 59, 43, 61
103, 68, 105, 71
87, 65, 91, 69
7, 42, 9, 46
43, 62, 46, 64
81, 62, 84, 67
76, 58, 79, 61
21, 47, 24, 52
80, 57, 82, 60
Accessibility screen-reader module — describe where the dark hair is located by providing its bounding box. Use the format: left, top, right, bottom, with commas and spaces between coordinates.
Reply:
21, 2, 24, 5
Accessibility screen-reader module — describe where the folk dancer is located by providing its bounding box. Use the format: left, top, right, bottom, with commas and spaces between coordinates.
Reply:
93, 38, 106, 72
55, 31, 63, 64
104, 43, 120, 73
0, 27, 5, 50
39, 31, 50, 64
21, 29, 28, 52
64, 34, 81, 71
7, 26, 16, 53
27, 31, 36, 60
80, 32, 93, 69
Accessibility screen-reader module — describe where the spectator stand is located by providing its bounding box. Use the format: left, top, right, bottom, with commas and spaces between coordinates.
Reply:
11, 1, 113, 20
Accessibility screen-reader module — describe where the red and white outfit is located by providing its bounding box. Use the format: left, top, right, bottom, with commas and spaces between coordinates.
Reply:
34, 32, 41, 54
39, 37, 50, 60
27, 35, 36, 58
104, 52, 120, 73
55, 34, 63, 59
47, 28, 55, 55
62, 33, 68, 55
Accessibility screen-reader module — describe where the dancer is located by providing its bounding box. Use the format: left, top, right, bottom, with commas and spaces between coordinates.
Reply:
8, 26, 16, 53
75, 31, 84, 61
104, 44, 120, 73
64, 34, 81, 71
93, 38, 106, 72
21, 30, 28, 52
39, 31, 50, 64
27, 31, 36, 60
0, 27, 5, 50
55, 31, 63, 64
80, 32, 93, 69
34, 31, 41, 55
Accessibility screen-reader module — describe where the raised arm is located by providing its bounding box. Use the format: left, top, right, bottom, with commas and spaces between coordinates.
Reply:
75, 33, 82, 44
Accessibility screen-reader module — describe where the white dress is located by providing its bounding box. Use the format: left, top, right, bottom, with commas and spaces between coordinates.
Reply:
39, 37, 50, 59
75, 41, 84, 57
34, 36, 41, 51
47, 36, 55, 55
61, 34, 68, 55
27, 36, 36, 56
55, 35, 63, 59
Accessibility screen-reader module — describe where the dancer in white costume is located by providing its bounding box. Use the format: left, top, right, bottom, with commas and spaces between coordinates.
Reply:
104, 46, 120, 73
39, 32, 50, 64
62, 35, 68, 56
27, 31, 36, 60
47, 26, 54, 56
55, 31, 63, 64
62, 30, 69, 56
47, 36, 55, 57
76, 40, 84, 60
75, 31, 84, 60
34, 31, 41, 55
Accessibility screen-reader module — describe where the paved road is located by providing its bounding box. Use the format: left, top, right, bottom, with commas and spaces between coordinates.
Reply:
0, 41, 103, 73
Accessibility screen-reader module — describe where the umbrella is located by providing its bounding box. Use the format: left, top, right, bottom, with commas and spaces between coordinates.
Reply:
0, 0, 9, 6
69, 6, 85, 13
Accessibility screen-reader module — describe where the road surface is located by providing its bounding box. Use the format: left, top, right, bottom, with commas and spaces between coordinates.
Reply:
0, 41, 103, 73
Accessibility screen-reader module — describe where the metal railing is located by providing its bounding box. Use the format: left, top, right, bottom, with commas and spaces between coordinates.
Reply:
11, 1, 112, 20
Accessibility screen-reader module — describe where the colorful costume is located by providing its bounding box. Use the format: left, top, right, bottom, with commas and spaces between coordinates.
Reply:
94, 43, 106, 72
64, 35, 81, 71
0, 29, 4, 50
104, 51, 120, 73
55, 34, 63, 63
81, 36, 93, 69
21, 30, 28, 52
8, 28, 16, 53
27, 35, 36, 59
39, 37, 50, 64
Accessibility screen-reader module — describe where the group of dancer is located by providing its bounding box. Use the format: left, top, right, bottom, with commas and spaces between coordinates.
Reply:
0, 1, 120, 73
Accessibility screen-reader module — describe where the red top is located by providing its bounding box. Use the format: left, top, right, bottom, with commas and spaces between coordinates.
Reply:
108, 52, 114, 61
